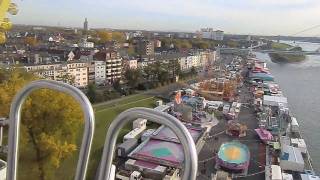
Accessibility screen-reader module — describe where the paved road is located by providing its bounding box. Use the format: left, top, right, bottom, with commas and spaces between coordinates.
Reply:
197, 57, 265, 180
197, 82, 265, 180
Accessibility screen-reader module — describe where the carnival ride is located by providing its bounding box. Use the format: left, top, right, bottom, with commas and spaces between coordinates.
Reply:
226, 121, 247, 138
216, 142, 250, 172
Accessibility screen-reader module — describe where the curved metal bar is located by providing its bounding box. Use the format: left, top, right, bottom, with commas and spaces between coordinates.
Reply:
97, 107, 198, 180
7, 80, 95, 180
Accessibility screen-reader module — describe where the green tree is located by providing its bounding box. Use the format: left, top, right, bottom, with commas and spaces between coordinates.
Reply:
168, 59, 181, 82
124, 68, 143, 89
127, 45, 137, 56
152, 62, 169, 85
143, 65, 156, 82
158, 69, 169, 85
86, 83, 97, 103
0, 69, 83, 180
190, 66, 197, 76
113, 80, 122, 93
102, 90, 121, 101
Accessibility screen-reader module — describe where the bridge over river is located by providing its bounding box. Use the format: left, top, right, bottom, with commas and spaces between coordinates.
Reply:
219, 47, 320, 55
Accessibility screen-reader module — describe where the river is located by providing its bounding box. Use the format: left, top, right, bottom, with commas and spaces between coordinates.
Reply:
255, 41, 320, 173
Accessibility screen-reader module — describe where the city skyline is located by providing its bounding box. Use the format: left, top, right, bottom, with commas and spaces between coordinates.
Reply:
10, 0, 320, 36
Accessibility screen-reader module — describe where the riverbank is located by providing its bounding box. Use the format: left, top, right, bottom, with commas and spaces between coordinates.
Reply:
268, 53, 306, 63
269, 42, 306, 63
249, 56, 317, 178
256, 51, 320, 173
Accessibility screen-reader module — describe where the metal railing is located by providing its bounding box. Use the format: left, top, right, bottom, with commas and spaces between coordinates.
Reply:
7, 80, 198, 180
7, 80, 95, 180
97, 107, 198, 180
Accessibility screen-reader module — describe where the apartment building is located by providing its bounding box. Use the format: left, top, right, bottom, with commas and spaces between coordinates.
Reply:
200, 28, 224, 41
199, 50, 218, 68
94, 50, 122, 84
123, 59, 138, 70
79, 41, 94, 48
24, 64, 62, 80
66, 62, 88, 88
178, 51, 218, 72
88, 61, 106, 85
135, 40, 155, 56
23, 62, 88, 88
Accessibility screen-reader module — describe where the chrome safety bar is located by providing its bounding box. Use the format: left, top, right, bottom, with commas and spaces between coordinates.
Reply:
97, 107, 198, 180
7, 80, 95, 180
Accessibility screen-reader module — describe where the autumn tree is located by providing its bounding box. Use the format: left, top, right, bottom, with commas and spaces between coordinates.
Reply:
226, 40, 239, 48
96, 30, 112, 43
0, 69, 83, 180
192, 40, 210, 49
112, 32, 125, 43
57, 74, 75, 85
173, 39, 192, 50
25, 37, 38, 47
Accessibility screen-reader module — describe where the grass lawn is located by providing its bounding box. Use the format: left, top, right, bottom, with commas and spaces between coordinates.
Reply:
269, 53, 306, 63
271, 42, 292, 50
19, 94, 158, 180
94, 94, 155, 111
56, 95, 156, 180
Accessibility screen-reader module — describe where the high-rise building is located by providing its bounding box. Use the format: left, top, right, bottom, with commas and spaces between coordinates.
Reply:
84, 18, 89, 31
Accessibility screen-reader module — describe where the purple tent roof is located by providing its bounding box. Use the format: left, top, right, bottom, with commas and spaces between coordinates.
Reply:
255, 128, 273, 142
129, 139, 184, 168
152, 125, 202, 143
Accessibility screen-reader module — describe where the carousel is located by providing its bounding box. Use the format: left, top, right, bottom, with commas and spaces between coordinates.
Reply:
225, 120, 247, 138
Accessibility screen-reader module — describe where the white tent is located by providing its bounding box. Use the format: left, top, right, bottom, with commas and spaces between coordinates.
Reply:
271, 165, 282, 180
280, 136, 290, 146
291, 117, 300, 133
301, 174, 320, 180
280, 144, 304, 172
263, 95, 288, 107
291, 138, 307, 154
265, 165, 282, 180
282, 173, 293, 180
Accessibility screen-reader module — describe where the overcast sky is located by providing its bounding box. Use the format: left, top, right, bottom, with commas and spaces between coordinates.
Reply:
10, 0, 320, 36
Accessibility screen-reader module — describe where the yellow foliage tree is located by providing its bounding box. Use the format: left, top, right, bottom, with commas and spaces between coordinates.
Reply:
111, 32, 125, 43
0, 69, 84, 180
96, 30, 112, 43
25, 36, 38, 47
